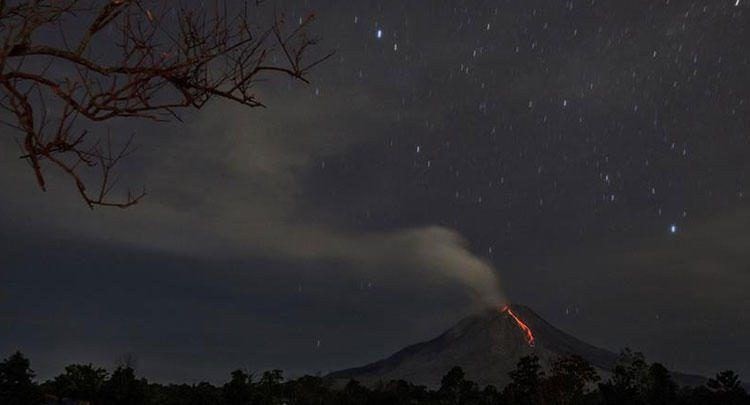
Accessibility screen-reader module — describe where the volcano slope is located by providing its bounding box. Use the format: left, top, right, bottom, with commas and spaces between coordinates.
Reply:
328, 305, 705, 389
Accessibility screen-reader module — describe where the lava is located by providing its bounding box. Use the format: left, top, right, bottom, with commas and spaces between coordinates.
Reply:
501, 305, 536, 347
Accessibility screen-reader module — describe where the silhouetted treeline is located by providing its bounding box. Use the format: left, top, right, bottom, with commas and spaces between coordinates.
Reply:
1, 350, 748, 404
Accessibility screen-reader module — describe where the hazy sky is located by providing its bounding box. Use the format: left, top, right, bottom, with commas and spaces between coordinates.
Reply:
1, 0, 749, 382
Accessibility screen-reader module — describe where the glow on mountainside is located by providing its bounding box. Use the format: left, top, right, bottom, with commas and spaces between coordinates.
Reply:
501, 305, 535, 347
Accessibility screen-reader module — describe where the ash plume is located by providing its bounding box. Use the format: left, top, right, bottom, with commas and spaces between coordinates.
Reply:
258, 224, 507, 307
0, 97, 506, 307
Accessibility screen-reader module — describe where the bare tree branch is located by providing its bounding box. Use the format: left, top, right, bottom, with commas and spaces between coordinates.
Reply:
0, 0, 332, 208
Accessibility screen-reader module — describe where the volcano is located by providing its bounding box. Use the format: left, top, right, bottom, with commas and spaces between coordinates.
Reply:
328, 305, 705, 389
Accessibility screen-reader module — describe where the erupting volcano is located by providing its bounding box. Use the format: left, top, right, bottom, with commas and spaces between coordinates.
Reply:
328, 304, 706, 389
501, 305, 535, 347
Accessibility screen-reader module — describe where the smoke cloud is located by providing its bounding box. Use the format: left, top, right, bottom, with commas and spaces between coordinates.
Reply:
242, 224, 506, 307
0, 90, 506, 308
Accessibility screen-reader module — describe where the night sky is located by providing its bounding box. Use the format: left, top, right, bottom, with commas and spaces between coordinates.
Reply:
1, 0, 749, 382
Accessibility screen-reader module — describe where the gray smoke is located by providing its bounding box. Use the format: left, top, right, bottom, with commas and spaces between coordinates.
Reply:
0, 95, 506, 307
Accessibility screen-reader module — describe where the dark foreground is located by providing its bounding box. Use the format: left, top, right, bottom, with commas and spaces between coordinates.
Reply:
0, 351, 747, 404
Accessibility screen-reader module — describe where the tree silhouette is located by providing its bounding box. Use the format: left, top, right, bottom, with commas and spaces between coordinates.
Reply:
706, 370, 748, 405
50, 363, 108, 402
0, 0, 332, 208
0, 351, 42, 405
222, 369, 254, 405
339, 379, 371, 404
257, 369, 284, 404
439, 365, 466, 403
644, 363, 678, 405
287, 375, 332, 404
600, 349, 651, 405
102, 366, 148, 404
190, 381, 222, 405
376, 379, 430, 405
437, 366, 480, 404
504, 355, 545, 405
480, 384, 503, 405
3, 349, 749, 404
544, 354, 600, 405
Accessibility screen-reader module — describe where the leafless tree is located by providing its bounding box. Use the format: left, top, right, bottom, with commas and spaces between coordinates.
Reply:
0, 0, 332, 208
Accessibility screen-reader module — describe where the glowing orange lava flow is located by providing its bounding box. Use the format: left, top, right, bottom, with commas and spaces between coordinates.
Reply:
501, 305, 536, 347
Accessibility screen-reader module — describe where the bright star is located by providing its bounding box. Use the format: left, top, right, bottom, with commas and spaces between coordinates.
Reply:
670, 224, 678, 234
376, 29, 383, 39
